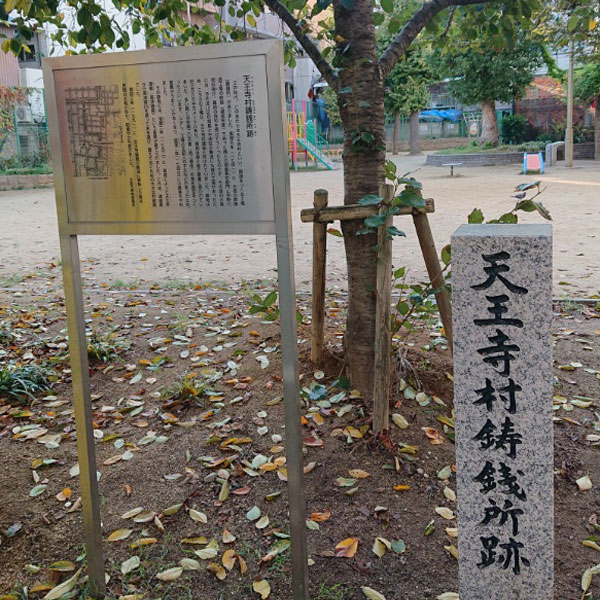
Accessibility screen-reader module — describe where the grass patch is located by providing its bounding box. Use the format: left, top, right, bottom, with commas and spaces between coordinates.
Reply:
0, 165, 52, 176
87, 330, 131, 363
316, 582, 351, 600
0, 273, 25, 287
0, 364, 52, 403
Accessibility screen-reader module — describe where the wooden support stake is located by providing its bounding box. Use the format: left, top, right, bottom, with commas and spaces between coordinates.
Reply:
373, 183, 394, 434
412, 209, 454, 351
300, 198, 434, 223
311, 189, 328, 364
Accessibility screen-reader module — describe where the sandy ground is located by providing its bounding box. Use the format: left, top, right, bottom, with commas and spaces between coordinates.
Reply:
0, 154, 599, 296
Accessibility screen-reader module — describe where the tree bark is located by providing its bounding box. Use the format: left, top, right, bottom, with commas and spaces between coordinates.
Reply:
409, 111, 421, 155
333, 0, 386, 400
595, 95, 600, 161
393, 112, 400, 155
480, 100, 499, 145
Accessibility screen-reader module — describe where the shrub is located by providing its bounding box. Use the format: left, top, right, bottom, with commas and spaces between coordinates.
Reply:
501, 114, 533, 144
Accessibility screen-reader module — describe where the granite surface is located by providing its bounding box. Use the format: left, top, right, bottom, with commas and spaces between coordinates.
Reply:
451, 224, 553, 600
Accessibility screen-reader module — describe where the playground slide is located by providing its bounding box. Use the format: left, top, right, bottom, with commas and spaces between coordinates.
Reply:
296, 137, 338, 170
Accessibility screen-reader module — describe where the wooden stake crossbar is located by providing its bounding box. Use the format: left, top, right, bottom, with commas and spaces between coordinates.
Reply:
307, 188, 453, 392
300, 198, 434, 223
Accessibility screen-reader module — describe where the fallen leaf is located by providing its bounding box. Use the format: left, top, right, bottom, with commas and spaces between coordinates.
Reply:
576, 475, 593, 491
335, 537, 359, 558
107, 529, 133, 542
156, 567, 183, 581
42, 569, 82, 600
130, 537, 158, 549
207, 562, 227, 580
222, 549, 237, 571
362, 587, 386, 600
372, 537, 391, 558
392, 413, 408, 429
256, 515, 270, 529
435, 507, 456, 520
422, 427, 444, 444
120, 556, 140, 575
246, 506, 261, 521
179, 558, 201, 571
349, 469, 370, 479
443, 487, 456, 502
253, 580, 271, 599
222, 529, 237, 544
48, 561, 76, 572
310, 510, 331, 522
189, 508, 208, 523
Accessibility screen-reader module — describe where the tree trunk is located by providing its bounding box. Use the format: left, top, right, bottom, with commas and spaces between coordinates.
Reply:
595, 95, 600, 161
409, 111, 421, 155
480, 100, 499, 145
392, 112, 400, 155
333, 0, 386, 401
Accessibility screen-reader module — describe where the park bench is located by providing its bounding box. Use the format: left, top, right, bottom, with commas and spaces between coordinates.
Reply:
442, 162, 463, 176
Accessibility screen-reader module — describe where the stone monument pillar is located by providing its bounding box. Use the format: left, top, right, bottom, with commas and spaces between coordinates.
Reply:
451, 224, 553, 600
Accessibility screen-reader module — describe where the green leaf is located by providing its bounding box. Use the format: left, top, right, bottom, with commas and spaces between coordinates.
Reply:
533, 201, 552, 221
373, 12, 385, 26
394, 266, 406, 279
497, 212, 518, 224
327, 228, 343, 237
247, 14, 256, 27
364, 214, 388, 228
397, 301, 410, 316
308, 384, 328, 402
515, 181, 540, 191
441, 244, 451, 266
397, 177, 422, 189
386, 226, 406, 237
358, 194, 383, 206
395, 188, 425, 208
514, 199, 536, 212
568, 14, 579, 33
384, 160, 397, 180
263, 291, 277, 307
467, 208, 484, 224
380, 0, 393, 13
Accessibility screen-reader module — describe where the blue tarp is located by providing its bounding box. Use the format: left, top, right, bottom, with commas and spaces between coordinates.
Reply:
419, 109, 462, 122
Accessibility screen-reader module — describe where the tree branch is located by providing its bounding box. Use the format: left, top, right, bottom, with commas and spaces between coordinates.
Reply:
263, 0, 338, 88
379, 0, 493, 78
439, 6, 456, 40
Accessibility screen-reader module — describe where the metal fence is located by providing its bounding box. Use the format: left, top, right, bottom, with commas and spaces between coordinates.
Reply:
0, 89, 49, 171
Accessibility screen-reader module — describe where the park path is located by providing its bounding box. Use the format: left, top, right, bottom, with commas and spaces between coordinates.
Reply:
0, 154, 598, 297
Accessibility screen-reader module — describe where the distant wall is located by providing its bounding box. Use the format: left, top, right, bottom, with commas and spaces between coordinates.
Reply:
0, 173, 53, 190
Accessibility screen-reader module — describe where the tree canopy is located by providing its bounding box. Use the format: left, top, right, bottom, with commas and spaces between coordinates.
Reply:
439, 32, 546, 106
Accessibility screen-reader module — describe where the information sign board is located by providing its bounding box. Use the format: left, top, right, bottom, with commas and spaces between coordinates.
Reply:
43, 40, 308, 600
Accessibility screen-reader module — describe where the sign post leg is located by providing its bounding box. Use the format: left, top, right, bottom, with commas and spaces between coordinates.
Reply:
275, 231, 310, 600
59, 234, 105, 597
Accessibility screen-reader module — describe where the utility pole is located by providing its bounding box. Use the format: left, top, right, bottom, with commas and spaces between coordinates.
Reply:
565, 38, 574, 167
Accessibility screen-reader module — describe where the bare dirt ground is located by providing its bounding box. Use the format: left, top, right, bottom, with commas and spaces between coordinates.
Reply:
1, 154, 599, 297
0, 280, 599, 600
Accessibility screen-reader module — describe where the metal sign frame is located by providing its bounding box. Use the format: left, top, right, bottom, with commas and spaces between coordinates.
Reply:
43, 40, 309, 599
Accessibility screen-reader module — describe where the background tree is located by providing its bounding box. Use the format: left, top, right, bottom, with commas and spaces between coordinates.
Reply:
574, 61, 600, 159
3, 0, 547, 429
381, 45, 432, 155
438, 31, 545, 144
